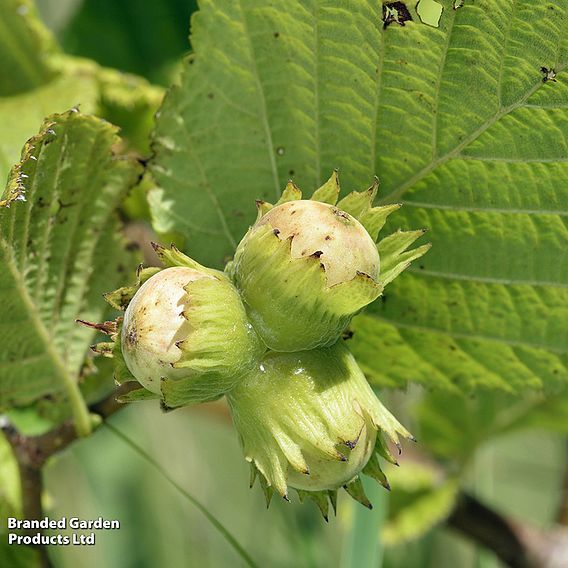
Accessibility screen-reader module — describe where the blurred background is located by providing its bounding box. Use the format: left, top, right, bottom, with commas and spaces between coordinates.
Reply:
43, 396, 567, 568
36, 0, 196, 86
4, 1, 567, 567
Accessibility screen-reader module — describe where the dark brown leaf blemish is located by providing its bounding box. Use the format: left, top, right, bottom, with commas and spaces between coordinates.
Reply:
383, 2, 413, 28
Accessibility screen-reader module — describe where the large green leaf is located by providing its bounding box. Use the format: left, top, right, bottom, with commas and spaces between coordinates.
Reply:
150, 0, 568, 391
0, 111, 141, 434
0, 1, 161, 430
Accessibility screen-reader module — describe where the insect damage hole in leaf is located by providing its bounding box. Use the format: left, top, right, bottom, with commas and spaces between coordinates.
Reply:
540, 67, 557, 83
383, 2, 413, 29
416, 0, 443, 27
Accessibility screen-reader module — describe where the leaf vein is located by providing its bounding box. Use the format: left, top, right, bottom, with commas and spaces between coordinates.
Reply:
379, 62, 568, 205
407, 266, 568, 289
237, 0, 281, 200
372, 314, 568, 355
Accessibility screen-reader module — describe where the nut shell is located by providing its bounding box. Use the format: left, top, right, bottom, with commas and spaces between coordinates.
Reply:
122, 267, 211, 393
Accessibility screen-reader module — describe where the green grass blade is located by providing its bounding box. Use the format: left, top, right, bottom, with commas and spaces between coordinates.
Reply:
341, 475, 388, 568
104, 421, 259, 568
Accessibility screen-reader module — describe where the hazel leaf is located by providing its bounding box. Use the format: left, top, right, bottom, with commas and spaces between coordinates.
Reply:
0, 111, 141, 417
150, 0, 568, 393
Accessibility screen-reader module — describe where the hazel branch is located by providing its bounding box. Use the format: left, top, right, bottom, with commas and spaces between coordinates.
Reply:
447, 492, 568, 568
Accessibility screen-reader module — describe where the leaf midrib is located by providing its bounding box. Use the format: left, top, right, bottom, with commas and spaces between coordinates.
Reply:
313, 1, 321, 187
407, 266, 568, 289
431, 7, 457, 161
379, 62, 568, 206
50, 128, 105, 330
0, 234, 78, 392
402, 201, 568, 217
174, 114, 237, 249
237, 0, 281, 200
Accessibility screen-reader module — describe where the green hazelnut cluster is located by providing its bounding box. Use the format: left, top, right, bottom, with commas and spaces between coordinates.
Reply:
89, 172, 430, 516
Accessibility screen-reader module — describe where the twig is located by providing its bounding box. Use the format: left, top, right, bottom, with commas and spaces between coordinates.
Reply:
16, 462, 52, 568
1, 382, 137, 566
447, 492, 568, 568
448, 492, 534, 568
2, 382, 137, 468
556, 440, 568, 526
